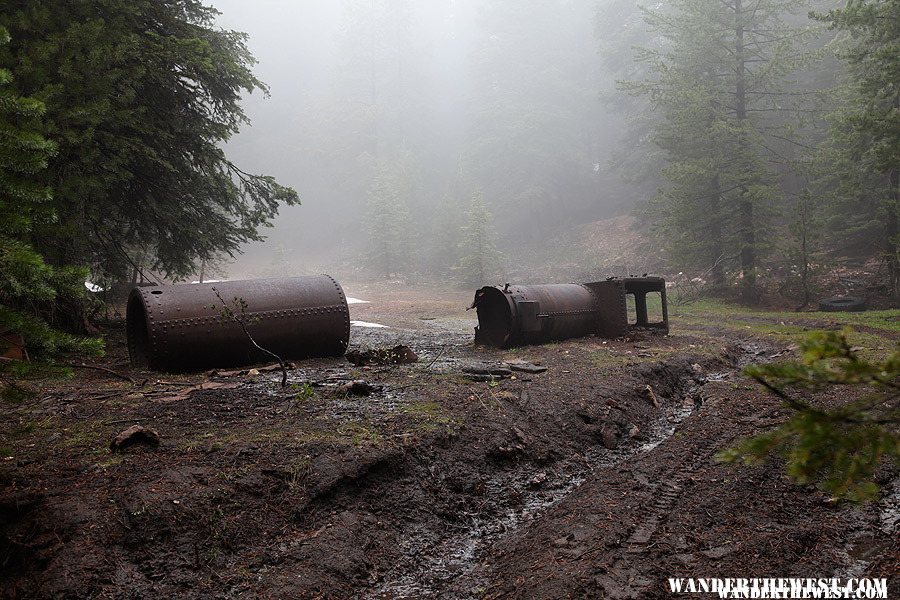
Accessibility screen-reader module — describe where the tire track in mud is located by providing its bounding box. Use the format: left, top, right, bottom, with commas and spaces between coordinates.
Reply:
624, 424, 734, 552
595, 419, 748, 600
577, 346, 778, 599
364, 367, 732, 600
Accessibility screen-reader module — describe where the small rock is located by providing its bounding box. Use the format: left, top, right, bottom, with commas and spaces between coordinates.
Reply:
644, 385, 660, 408
529, 471, 548, 487
513, 426, 529, 443
493, 443, 525, 457
110, 425, 160, 452
600, 423, 619, 450
628, 425, 641, 439
702, 545, 734, 559
341, 380, 381, 396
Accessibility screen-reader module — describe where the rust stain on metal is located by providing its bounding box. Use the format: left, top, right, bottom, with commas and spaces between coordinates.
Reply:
472, 277, 668, 348
127, 275, 350, 372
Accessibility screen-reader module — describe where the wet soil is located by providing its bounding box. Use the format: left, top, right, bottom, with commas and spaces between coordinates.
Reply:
1, 286, 897, 598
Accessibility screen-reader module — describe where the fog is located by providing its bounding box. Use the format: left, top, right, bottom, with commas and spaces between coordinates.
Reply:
209, 0, 647, 282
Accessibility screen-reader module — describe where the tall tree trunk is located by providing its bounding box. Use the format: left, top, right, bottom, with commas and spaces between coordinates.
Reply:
709, 174, 725, 287
734, 0, 756, 304
799, 194, 811, 310
888, 167, 899, 301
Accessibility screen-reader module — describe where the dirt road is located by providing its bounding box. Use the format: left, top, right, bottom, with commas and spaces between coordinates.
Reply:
1, 286, 897, 598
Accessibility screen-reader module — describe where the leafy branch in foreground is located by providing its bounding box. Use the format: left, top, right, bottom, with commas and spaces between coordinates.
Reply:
719, 329, 899, 501
210, 288, 287, 388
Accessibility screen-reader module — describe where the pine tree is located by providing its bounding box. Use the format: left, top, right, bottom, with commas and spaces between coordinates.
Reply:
0, 25, 101, 375
781, 188, 824, 308
0, 1, 298, 282
466, 0, 603, 244
455, 191, 503, 286
365, 159, 414, 278
721, 330, 899, 501
429, 191, 465, 277
813, 0, 900, 299
626, 0, 818, 302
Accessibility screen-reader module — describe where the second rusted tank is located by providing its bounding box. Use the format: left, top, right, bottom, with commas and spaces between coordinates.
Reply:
472, 283, 600, 347
472, 277, 668, 348
127, 275, 350, 372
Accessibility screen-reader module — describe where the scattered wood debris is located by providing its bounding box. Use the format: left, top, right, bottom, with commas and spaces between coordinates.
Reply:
210, 363, 296, 377
346, 345, 418, 366
502, 360, 548, 374
153, 381, 240, 403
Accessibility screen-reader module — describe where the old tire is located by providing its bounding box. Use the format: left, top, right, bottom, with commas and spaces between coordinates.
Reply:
818, 296, 866, 312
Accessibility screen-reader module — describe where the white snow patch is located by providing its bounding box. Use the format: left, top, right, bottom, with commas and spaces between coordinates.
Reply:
346, 297, 370, 305
350, 320, 388, 329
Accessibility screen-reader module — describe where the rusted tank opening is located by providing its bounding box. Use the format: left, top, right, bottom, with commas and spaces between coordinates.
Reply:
126, 290, 151, 368
473, 287, 513, 348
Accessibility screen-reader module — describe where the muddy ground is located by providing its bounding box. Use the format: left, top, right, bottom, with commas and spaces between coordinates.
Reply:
1, 285, 898, 599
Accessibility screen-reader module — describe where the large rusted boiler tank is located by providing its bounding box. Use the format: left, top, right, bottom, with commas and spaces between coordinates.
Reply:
127, 275, 350, 372
472, 277, 668, 348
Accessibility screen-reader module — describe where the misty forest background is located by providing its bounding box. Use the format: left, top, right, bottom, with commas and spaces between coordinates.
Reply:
211, 0, 899, 307
1, 0, 898, 363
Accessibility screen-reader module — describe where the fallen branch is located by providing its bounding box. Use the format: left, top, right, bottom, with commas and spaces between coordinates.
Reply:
424, 347, 446, 370
102, 418, 143, 426
65, 363, 136, 385
211, 287, 288, 388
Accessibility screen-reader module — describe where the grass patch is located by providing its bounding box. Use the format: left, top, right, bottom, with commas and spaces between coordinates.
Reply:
672, 300, 897, 360
1, 385, 32, 405
399, 400, 459, 436
94, 455, 124, 470
673, 300, 899, 333
294, 422, 388, 447
179, 429, 289, 453
292, 382, 316, 401
65, 427, 104, 449
400, 400, 444, 417
589, 347, 679, 371
11, 417, 54, 439
337, 422, 383, 446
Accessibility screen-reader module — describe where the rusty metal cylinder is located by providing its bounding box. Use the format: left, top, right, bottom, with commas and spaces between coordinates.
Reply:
473, 284, 600, 348
127, 275, 350, 372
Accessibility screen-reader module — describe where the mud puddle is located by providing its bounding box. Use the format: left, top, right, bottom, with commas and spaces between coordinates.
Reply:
366, 374, 722, 599
841, 478, 900, 578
